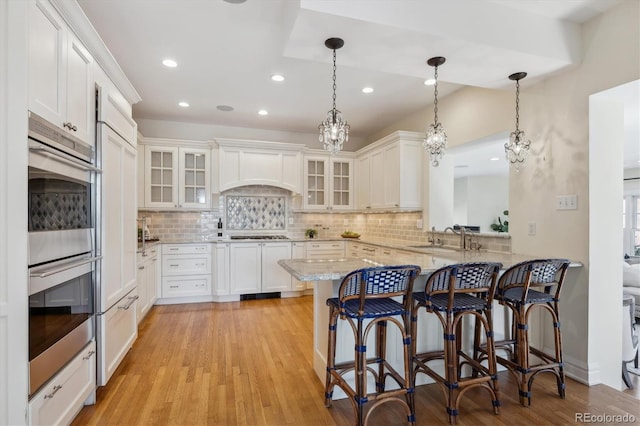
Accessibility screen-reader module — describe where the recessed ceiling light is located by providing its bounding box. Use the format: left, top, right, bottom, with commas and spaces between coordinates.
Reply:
258, 109, 268, 116
489, 157, 500, 161
424, 78, 436, 86
216, 105, 234, 112
223, 0, 246, 3
178, 101, 189, 108
162, 58, 177, 68
362, 87, 374, 94
271, 74, 285, 82
454, 165, 469, 168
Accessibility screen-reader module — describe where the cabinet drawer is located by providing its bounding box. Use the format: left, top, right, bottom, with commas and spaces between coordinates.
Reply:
307, 241, 345, 251
97, 291, 138, 386
162, 255, 211, 276
162, 244, 210, 255
29, 341, 96, 426
162, 275, 211, 297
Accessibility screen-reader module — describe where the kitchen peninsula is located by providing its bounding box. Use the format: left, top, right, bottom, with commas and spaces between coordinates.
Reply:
278, 245, 582, 394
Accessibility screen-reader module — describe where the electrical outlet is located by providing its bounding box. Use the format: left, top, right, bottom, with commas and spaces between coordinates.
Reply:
378, 219, 382, 225
528, 221, 536, 236
416, 219, 423, 229
343, 219, 348, 226
288, 217, 294, 225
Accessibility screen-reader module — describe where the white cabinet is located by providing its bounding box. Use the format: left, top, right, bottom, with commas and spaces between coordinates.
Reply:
136, 245, 158, 324
229, 242, 292, 294
304, 155, 353, 210
97, 289, 138, 386
356, 133, 423, 210
291, 242, 306, 291
141, 144, 211, 210
160, 243, 212, 299
28, 0, 94, 145
100, 126, 137, 313
213, 243, 230, 297
218, 141, 302, 193
28, 341, 96, 426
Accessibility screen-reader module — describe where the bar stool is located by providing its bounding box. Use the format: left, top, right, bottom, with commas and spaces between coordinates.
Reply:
324, 265, 421, 426
411, 262, 502, 425
489, 258, 570, 406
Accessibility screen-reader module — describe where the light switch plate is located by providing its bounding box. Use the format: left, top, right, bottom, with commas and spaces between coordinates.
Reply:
288, 217, 294, 225
528, 221, 536, 236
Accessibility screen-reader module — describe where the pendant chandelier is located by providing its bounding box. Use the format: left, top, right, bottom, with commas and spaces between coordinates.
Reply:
504, 72, 531, 170
318, 37, 349, 155
423, 56, 447, 167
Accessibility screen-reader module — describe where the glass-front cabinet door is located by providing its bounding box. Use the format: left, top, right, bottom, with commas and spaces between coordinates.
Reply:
145, 146, 178, 208
331, 159, 352, 210
179, 148, 210, 209
304, 158, 327, 210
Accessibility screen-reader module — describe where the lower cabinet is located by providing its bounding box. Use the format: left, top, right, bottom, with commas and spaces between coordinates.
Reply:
291, 242, 306, 291
229, 242, 292, 294
306, 241, 345, 259
161, 243, 212, 299
213, 242, 230, 297
97, 289, 138, 386
136, 245, 158, 324
29, 341, 96, 426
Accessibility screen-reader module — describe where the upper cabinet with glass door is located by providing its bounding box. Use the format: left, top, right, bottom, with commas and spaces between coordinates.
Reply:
142, 144, 211, 210
303, 155, 353, 211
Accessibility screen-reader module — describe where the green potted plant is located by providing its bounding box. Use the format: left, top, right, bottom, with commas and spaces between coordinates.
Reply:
305, 228, 318, 239
490, 210, 509, 232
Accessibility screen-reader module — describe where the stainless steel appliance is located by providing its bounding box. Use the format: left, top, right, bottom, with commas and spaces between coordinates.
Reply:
27, 111, 100, 396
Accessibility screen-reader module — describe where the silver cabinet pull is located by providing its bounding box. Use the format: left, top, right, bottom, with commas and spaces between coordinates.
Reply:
29, 142, 100, 172
44, 385, 62, 399
82, 350, 95, 360
118, 295, 139, 310
138, 266, 145, 270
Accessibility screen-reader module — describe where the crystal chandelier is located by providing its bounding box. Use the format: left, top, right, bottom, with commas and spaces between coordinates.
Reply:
318, 38, 349, 155
504, 72, 531, 170
423, 56, 447, 166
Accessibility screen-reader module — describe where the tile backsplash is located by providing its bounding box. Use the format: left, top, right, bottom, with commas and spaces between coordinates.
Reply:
139, 185, 511, 252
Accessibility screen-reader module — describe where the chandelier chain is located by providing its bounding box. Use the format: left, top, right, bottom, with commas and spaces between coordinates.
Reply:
433, 65, 439, 125
515, 79, 520, 132
332, 49, 337, 112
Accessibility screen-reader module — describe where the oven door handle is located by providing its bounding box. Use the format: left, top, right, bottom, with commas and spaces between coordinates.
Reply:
30, 255, 103, 278
29, 143, 102, 173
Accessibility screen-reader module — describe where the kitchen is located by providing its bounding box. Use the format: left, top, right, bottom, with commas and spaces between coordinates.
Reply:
1, 0, 639, 425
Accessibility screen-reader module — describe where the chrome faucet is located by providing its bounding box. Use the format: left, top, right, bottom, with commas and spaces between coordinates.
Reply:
443, 225, 467, 250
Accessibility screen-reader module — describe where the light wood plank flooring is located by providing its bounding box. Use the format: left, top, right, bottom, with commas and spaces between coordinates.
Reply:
73, 296, 640, 425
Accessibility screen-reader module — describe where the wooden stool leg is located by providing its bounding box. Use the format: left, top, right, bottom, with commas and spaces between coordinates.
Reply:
355, 318, 366, 426
376, 320, 387, 393
483, 308, 501, 414
324, 307, 338, 407
552, 302, 565, 399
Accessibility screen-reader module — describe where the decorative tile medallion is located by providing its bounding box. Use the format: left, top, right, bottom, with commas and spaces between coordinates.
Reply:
226, 195, 286, 231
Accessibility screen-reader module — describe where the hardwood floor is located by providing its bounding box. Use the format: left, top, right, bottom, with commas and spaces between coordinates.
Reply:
73, 296, 640, 425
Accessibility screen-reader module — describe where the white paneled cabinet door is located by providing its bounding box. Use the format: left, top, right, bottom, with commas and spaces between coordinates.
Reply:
261, 242, 292, 292
28, 0, 66, 126
179, 148, 210, 209
229, 243, 261, 294
65, 31, 93, 144
370, 149, 385, 208
214, 243, 230, 296
291, 242, 306, 291
145, 146, 178, 209
357, 154, 371, 209
101, 127, 137, 311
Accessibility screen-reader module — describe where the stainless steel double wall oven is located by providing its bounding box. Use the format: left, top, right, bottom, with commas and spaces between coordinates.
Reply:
27, 111, 100, 396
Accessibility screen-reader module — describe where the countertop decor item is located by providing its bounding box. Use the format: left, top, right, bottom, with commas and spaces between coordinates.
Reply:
318, 37, 349, 155
504, 72, 531, 170
423, 56, 447, 167
341, 231, 360, 239
305, 228, 318, 239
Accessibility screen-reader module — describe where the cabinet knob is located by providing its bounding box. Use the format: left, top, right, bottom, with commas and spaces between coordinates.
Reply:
138, 266, 145, 270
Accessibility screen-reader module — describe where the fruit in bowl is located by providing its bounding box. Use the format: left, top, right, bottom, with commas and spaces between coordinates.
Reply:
341, 230, 360, 239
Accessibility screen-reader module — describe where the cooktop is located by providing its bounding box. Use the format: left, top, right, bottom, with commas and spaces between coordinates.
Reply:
229, 235, 289, 240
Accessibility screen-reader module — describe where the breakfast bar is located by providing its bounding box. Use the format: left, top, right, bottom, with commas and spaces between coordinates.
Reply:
278, 247, 579, 398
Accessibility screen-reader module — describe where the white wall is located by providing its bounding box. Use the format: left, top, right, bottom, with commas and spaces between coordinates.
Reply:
374, 0, 640, 385
454, 175, 509, 232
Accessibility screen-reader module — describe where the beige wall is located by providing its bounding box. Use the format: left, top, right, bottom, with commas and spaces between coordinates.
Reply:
371, 0, 640, 384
